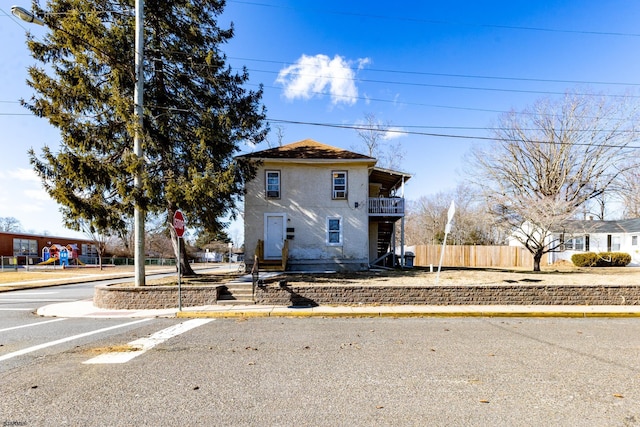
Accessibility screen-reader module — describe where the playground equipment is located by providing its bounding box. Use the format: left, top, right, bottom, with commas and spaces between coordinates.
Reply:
39, 243, 84, 266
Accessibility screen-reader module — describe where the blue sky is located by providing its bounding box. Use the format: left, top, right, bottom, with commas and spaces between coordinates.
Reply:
2, 1, 640, 242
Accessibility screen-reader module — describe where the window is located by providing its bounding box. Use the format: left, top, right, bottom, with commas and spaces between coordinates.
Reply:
633, 236, 638, 246
266, 170, 280, 198
573, 236, 584, 251
612, 236, 621, 251
13, 238, 37, 256
82, 243, 98, 258
332, 171, 347, 199
564, 237, 574, 250
326, 217, 342, 245
564, 235, 587, 251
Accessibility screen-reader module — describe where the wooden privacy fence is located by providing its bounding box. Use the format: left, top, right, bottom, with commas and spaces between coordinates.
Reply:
412, 245, 548, 268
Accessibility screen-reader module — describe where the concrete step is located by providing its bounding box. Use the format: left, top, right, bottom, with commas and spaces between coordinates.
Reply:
217, 298, 255, 305
219, 294, 253, 301
218, 283, 254, 305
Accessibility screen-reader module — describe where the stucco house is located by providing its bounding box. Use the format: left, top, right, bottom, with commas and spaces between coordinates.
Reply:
239, 139, 411, 272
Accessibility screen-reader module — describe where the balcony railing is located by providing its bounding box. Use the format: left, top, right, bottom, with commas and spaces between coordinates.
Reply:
368, 197, 405, 216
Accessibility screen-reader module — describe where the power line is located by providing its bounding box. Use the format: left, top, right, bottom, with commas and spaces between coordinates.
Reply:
252, 83, 639, 121
230, 56, 640, 88
250, 68, 640, 99
268, 118, 640, 149
229, 1, 640, 38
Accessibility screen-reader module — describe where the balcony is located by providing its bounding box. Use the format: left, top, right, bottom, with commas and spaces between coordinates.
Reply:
368, 197, 405, 217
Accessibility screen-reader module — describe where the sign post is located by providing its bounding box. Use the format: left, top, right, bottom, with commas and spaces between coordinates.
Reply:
436, 201, 455, 285
173, 210, 185, 311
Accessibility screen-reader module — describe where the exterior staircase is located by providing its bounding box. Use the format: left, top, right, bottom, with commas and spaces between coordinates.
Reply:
377, 222, 394, 258
217, 271, 286, 305
217, 280, 255, 305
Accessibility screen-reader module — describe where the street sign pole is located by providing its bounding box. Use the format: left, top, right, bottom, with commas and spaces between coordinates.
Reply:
177, 236, 182, 311
436, 201, 455, 285
173, 210, 186, 311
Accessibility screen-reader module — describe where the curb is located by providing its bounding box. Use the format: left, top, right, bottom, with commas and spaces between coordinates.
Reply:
175, 309, 640, 319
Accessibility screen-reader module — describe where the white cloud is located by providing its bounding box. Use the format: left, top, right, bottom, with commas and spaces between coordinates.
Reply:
382, 127, 408, 140
353, 119, 407, 141
357, 58, 371, 70
7, 168, 40, 182
276, 54, 370, 105
24, 188, 51, 203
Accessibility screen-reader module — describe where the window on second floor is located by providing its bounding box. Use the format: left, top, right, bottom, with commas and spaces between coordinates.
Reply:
332, 171, 347, 199
266, 170, 280, 199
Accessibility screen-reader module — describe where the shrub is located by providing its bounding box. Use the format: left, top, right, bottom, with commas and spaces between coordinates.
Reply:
599, 252, 632, 267
571, 252, 598, 267
571, 252, 631, 267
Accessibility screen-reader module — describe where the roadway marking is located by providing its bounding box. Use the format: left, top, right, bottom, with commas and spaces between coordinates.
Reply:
0, 318, 66, 333
0, 298, 76, 302
0, 308, 33, 311
83, 319, 213, 364
11, 291, 58, 295
0, 318, 152, 362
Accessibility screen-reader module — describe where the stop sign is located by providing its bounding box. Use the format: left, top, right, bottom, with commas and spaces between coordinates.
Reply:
173, 210, 185, 238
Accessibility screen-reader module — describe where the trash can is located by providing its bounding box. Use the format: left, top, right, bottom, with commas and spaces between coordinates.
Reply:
404, 252, 415, 268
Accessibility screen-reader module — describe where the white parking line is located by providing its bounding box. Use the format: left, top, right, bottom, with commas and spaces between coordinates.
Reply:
0, 298, 76, 302
0, 318, 152, 362
83, 319, 213, 364
11, 291, 58, 295
0, 318, 66, 333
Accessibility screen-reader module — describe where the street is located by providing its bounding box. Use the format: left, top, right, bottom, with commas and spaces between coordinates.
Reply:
2, 290, 640, 427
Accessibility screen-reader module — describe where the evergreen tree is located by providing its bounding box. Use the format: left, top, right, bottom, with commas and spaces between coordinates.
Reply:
23, 0, 267, 276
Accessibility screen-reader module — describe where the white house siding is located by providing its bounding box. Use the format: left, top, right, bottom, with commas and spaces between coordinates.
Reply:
244, 160, 371, 271
549, 232, 640, 266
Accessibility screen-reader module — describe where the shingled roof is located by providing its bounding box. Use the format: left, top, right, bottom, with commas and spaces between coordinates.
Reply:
239, 139, 376, 161
555, 218, 640, 234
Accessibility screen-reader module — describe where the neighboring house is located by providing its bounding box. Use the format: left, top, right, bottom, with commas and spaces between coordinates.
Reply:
239, 139, 411, 271
195, 250, 224, 263
547, 219, 640, 266
510, 219, 640, 266
195, 250, 244, 263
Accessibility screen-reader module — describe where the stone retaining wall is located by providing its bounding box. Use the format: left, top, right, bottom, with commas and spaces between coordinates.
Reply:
94, 284, 221, 309
255, 284, 640, 306
94, 282, 640, 309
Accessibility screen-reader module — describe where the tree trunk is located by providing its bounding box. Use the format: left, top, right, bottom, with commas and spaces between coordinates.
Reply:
180, 239, 195, 276
170, 227, 196, 277
533, 252, 542, 272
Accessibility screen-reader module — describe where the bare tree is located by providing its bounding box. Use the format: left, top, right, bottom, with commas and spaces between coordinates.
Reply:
405, 185, 500, 246
353, 113, 405, 170
469, 92, 640, 271
78, 219, 110, 269
266, 125, 286, 148
619, 167, 640, 218
0, 217, 23, 232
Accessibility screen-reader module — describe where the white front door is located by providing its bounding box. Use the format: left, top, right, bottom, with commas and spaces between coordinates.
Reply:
264, 213, 285, 259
